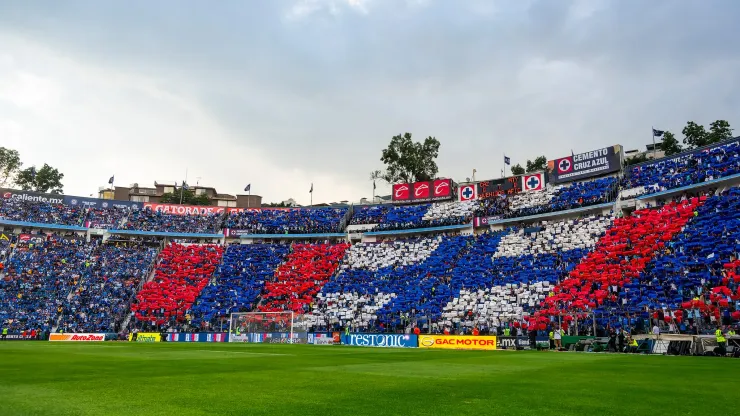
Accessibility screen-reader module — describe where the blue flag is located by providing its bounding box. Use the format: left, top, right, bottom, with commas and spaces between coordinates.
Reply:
652, 128, 665, 137
108, 175, 114, 185
244, 184, 251, 192
504, 155, 511, 165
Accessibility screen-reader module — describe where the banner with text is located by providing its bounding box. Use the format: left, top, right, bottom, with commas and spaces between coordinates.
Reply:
65, 195, 141, 210
49, 333, 106, 342
129, 332, 162, 342
496, 336, 550, 349
392, 179, 453, 203
342, 333, 418, 348
143, 203, 226, 216
165, 332, 228, 342
547, 145, 622, 184
475, 177, 522, 199
418, 335, 497, 351
1, 188, 65, 205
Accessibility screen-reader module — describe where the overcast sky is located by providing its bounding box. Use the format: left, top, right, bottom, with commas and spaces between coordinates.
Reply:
1, 0, 738, 205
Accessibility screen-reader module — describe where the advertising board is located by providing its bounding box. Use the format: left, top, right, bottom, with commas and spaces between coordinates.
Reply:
65, 195, 141, 210
49, 333, 106, 342
547, 145, 622, 183
342, 333, 418, 348
129, 332, 162, 342
143, 203, 226, 216
392, 179, 453, 203
165, 333, 229, 342
418, 335, 497, 351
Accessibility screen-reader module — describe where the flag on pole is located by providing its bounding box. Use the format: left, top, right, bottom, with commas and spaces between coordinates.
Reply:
373, 181, 376, 190
652, 128, 665, 137
244, 184, 251, 192
108, 175, 114, 185
182, 181, 189, 190
309, 183, 313, 193
504, 155, 511, 165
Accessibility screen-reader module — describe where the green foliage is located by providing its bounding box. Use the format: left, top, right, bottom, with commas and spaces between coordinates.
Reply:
263, 201, 289, 207
160, 188, 212, 206
660, 131, 682, 156
510, 164, 525, 175
15, 163, 64, 194
380, 133, 440, 183
0, 147, 22, 187
525, 155, 547, 173
681, 120, 733, 149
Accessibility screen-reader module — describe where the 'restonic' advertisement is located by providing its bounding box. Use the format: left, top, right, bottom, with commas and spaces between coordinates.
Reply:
342, 333, 418, 348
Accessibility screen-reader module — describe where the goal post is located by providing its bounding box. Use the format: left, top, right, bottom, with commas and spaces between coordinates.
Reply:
228, 311, 309, 344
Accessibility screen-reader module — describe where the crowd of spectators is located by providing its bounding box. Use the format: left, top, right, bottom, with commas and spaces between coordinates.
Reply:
0, 235, 92, 332
225, 208, 347, 234
260, 242, 350, 313
623, 140, 740, 197
191, 243, 290, 329
59, 242, 158, 333
132, 243, 223, 328
85, 207, 129, 229
350, 202, 473, 232
505, 177, 618, 218
0, 199, 86, 226
122, 208, 222, 234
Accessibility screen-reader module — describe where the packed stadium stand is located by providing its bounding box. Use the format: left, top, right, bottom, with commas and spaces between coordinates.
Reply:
122, 208, 222, 234
2, 138, 740, 340
623, 140, 740, 198
58, 243, 158, 333
260, 242, 350, 313
191, 243, 291, 328
0, 236, 93, 332
224, 207, 347, 234
131, 243, 223, 327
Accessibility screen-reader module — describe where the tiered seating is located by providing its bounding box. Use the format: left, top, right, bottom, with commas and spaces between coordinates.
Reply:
616, 191, 740, 326
132, 243, 223, 326
59, 243, 158, 333
624, 140, 740, 196
505, 177, 617, 218
122, 208, 221, 233
310, 235, 471, 330
0, 199, 85, 226
0, 236, 92, 332
85, 207, 130, 229
351, 201, 473, 231
442, 215, 612, 330
260, 242, 350, 313
534, 199, 702, 326
224, 207, 347, 234
191, 243, 290, 327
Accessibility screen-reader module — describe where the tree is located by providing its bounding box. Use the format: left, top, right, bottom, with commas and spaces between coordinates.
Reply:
525, 155, 547, 173
706, 120, 733, 144
624, 153, 649, 166
0, 147, 22, 188
681, 121, 708, 149
660, 131, 682, 156
380, 133, 440, 183
510, 164, 525, 175
264, 201, 289, 207
160, 188, 212, 206
15, 164, 64, 194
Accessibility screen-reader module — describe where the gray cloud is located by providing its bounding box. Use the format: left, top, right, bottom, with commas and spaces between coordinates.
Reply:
0, 0, 738, 203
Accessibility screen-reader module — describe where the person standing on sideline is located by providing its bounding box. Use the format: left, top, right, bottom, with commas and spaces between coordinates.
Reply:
553, 325, 562, 350
716, 325, 727, 356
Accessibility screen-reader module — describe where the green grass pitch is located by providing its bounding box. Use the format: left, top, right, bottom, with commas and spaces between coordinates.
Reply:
0, 342, 737, 416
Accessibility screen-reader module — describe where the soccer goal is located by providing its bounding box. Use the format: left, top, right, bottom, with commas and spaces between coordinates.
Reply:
229, 312, 309, 344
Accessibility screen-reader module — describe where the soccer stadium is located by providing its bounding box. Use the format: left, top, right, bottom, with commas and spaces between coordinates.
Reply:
2, 2, 740, 416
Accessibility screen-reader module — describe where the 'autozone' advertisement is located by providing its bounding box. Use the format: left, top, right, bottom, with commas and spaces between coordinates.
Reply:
342, 333, 418, 348
392, 178, 453, 203
49, 333, 106, 342
418, 335, 497, 351
143, 203, 226, 216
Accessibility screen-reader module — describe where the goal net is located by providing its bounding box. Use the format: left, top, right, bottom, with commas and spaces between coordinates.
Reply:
229, 312, 309, 344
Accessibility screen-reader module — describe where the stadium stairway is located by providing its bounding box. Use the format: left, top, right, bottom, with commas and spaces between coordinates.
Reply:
131, 243, 224, 327
532, 198, 703, 327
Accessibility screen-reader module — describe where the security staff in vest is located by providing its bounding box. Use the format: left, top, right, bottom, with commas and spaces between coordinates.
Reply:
1, 325, 7, 340
628, 335, 639, 353
549, 329, 555, 349
715, 325, 727, 356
